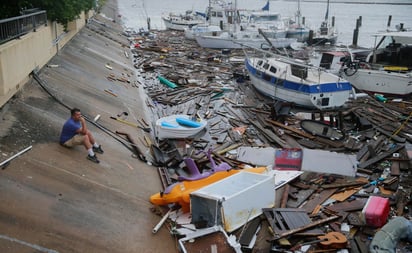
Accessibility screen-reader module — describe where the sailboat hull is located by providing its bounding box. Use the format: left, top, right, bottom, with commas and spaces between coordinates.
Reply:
196, 32, 296, 49
245, 57, 352, 110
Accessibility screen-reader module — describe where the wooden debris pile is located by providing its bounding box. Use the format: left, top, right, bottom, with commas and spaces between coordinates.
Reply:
126, 30, 412, 252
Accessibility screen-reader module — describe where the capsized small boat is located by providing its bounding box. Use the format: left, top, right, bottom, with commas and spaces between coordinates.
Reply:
149, 166, 268, 212
155, 114, 208, 140
300, 119, 345, 140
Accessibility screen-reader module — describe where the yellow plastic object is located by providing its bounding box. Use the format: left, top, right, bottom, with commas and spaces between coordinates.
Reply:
383, 66, 408, 71
150, 167, 267, 212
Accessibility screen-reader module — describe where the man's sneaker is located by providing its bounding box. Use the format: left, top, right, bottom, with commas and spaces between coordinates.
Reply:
93, 145, 104, 154
87, 154, 100, 163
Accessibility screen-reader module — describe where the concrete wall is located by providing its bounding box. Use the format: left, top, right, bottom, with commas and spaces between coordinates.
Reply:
0, 11, 92, 108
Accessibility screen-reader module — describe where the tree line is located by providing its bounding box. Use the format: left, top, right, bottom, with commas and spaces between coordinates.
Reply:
0, 0, 106, 26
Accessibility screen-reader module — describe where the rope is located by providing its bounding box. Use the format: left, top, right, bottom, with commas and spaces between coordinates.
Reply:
31, 70, 147, 161
390, 111, 412, 141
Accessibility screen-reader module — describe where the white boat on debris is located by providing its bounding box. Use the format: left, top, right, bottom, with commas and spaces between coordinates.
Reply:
155, 114, 208, 140
310, 50, 351, 75
245, 53, 353, 110
162, 11, 206, 31
341, 30, 412, 97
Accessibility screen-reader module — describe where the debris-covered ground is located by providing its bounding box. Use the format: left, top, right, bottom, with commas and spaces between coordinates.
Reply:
130, 29, 412, 252
0, 7, 411, 252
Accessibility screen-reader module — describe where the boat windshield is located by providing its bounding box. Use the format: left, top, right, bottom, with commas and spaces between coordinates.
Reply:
377, 36, 395, 49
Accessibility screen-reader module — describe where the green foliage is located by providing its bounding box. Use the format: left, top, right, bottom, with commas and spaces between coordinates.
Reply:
96, 0, 107, 12
0, 0, 97, 26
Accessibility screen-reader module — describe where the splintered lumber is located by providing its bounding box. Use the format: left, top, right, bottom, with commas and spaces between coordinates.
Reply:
249, 120, 288, 148
301, 188, 336, 214
326, 198, 368, 213
358, 144, 404, 168
356, 135, 386, 161
215, 143, 243, 155
266, 119, 315, 139
280, 184, 290, 208
375, 126, 405, 143
395, 190, 407, 216
268, 215, 340, 241
330, 187, 362, 202
321, 181, 367, 189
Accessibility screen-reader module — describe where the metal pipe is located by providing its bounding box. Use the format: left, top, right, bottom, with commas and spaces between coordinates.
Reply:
152, 209, 172, 234
0, 146, 32, 167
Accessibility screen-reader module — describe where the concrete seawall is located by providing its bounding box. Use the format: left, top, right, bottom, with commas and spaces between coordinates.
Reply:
0, 1, 175, 252
0, 11, 92, 108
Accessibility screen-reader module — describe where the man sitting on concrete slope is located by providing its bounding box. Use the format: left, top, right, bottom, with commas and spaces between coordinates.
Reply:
60, 108, 103, 163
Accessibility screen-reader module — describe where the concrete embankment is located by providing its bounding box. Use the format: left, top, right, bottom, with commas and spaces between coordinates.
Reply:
0, 0, 176, 252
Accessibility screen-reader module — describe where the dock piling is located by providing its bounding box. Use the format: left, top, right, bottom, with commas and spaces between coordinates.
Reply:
352, 28, 359, 47
387, 15, 392, 28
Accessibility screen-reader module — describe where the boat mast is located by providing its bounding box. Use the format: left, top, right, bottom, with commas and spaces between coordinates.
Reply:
234, 0, 237, 33
208, 0, 211, 21
296, 0, 301, 27
324, 0, 330, 25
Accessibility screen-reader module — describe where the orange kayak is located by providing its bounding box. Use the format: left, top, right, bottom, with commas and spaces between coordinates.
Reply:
150, 166, 268, 212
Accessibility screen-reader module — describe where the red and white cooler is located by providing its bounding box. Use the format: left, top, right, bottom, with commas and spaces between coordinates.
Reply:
361, 196, 390, 228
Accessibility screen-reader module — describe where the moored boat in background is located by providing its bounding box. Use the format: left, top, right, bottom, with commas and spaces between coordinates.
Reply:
341, 30, 412, 97
310, 0, 338, 45
195, 30, 297, 49
162, 11, 206, 31
286, 0, 311, 42
195, 3, 296, 49
184, 0, 239, 40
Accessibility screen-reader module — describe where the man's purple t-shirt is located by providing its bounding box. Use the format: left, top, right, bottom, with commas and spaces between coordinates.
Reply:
60, 118, 81, 144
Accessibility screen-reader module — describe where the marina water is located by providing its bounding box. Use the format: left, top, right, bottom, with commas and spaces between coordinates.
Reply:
118, 0, 412, 47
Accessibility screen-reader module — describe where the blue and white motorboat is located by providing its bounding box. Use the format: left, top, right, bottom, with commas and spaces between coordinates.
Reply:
245, 53, 353, 110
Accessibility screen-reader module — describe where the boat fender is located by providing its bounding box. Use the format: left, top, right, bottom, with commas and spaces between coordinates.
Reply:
161, 121, 179, 128
176, 117, 202, 128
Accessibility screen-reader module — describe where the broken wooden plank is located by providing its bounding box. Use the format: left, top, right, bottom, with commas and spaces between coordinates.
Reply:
325, 198, 368, 213
301, 188, 336, 214
249, 120, 288, 148
266, 119, 315, 140
358, 144, 404, 168
268, 215, 340, 241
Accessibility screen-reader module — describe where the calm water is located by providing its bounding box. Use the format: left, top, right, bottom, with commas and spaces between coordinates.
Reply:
117, 0, 412, 47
